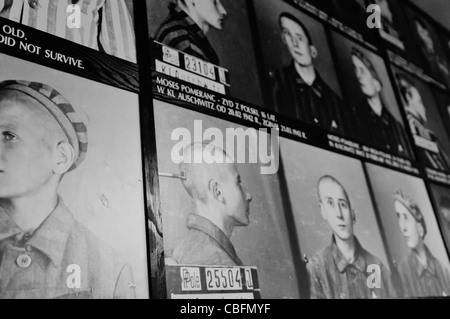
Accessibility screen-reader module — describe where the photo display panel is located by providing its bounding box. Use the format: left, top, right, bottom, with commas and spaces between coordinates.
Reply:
429, 183, 450, 258
366, 163, 450, 298
392, 65, 450, 185
280, 139, 395, 299
0, 0, 136, 63
153, 100, 300, 299
401, 2, 450, 89
363, 0, 407, 51
8, 0, 450, 300
387, 1, 449, 91
330, 29, 414, 160
147, 0, 263, 105
147, 0, 450, 300
0, 3, 149, 299
0, 53, 149, 299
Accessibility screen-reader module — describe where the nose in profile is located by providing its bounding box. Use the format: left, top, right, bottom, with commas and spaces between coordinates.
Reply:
246, 191, 252, 203
218, 1, 227, 16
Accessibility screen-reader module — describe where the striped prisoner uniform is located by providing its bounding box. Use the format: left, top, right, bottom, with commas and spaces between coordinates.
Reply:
154, 2, 219, 65
0, 0, 136, 62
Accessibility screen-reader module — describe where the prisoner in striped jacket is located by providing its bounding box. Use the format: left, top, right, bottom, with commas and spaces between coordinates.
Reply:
0, 0, 136, 62
154, 2, 220, 65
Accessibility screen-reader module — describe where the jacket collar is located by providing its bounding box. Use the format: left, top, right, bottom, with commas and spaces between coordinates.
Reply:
290, 61, 324, 97
187, 214, 243, 266
0, 198, 75, 268
409, 245, 437, 277
330, 235, 367, 273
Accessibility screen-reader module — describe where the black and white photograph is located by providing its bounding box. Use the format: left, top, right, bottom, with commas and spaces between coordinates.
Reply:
280, 139, 395, 299
393, 67, 450, 174
153, 100, 300, 299
0, 53, 149, 299
364, 0, 406, 51
147, 0, 263, 106
366, 163, 450, 298
254, 0, 347, 134
0, 0, 136, 62
402, 3, 450, 85
288, 0, 378, 45
331, 31, 413, 158
429, 183, 450, 256
432, 90, 450, 141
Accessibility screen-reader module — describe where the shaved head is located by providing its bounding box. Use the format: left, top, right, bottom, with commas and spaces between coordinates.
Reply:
317, 175, 351, 207
180, 143, 237, 203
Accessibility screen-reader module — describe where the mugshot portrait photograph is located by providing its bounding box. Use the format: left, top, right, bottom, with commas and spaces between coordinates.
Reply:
152, 100, 300, 299
366, 163, 450, 298
0, 53, 149, 299
432, 90, 450, 141
429, 183, 450, 256
393, 67, 450, 173
331, 31, 413, 158
402, 4, 450, 86
0, 0, 136, 63
253, 0, 347, 135
280, 139, 394, 299
147, 0, 263, 106
364, 0, 407, 51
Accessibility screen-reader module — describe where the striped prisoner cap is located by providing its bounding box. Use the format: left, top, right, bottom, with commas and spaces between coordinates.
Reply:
0, 80, 88, 171
394, 189, 427, 238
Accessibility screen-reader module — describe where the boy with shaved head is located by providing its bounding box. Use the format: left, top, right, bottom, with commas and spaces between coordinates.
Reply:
307, 175, 395, 299
0, 80, 135, 299
171, 143, 252, 266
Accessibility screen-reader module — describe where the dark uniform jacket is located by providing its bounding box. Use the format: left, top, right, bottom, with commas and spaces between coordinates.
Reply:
271, 62, 347, 134
351, 99, 412, 157
407, 113, 450, 172
398, 245, 450, 297
154, 3, 220, 65
171, 214, 243, 266
307, 236, 396, 299
0, 199, 135, 299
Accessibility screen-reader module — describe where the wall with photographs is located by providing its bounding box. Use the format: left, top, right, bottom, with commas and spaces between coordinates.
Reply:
146, 0, 450, 300
1, 0, 450, 300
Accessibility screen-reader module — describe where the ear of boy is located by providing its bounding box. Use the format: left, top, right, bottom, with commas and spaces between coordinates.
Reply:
310, 45, 318, 59
53, 142, 75, 175
210, 179, 223, 202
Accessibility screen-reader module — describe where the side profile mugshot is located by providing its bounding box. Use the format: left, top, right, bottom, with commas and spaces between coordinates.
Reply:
350, 48, 411, 157
396, 73, 450, 172
170, 143, 252, 266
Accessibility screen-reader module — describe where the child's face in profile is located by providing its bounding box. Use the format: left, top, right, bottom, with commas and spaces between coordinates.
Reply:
0, 91, 56, 199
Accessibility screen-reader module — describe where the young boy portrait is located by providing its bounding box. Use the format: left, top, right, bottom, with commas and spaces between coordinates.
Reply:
0, 80, 136, 299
